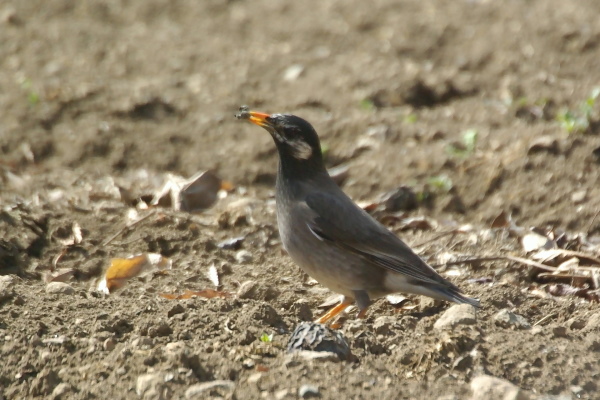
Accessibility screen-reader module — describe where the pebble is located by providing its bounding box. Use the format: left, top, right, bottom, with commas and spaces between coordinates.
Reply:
469, 375, 529, 400
0, 275, 16, 301
235, 249, 253, 264
217, 236, 245, 250
136, 373, 171, 400
247, 372, 262, 384
185, 380, 235, 399
493, 309, 531, 330
148, 322, 173, 338
298, 384, 320, 399
45, 282, 75, 295
103, 338, 116, 351
51, 382, 72, 398
434, 304, 477, 330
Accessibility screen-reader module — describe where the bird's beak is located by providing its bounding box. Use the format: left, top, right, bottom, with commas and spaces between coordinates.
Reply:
247, 111, 271, 127
235, 106, 271, 128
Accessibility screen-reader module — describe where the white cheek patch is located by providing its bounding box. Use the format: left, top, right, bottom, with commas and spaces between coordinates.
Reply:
289, 140, 313, 160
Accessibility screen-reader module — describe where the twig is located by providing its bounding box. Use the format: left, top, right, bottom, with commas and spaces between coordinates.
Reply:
102, 211, 156, 246
533, 313, 557, 326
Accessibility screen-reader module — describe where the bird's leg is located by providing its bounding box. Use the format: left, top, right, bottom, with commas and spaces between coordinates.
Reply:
353, 290, 372, 319
315, 296, 353, 325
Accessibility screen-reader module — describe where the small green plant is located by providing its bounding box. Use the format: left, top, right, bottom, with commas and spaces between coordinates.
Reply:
359, 98, 375, 111
557, 88, 599, 134
320, 143, 330, 160
427, 175, 453, 193
259, 333, 273, 343
18, 78, 40, 106
402, 113, 418, 124
446, 129, 478, 158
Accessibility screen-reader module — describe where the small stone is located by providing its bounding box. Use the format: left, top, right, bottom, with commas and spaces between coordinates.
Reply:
469, 375, 530, 400
103, 338, 116, 351
46, 282, 75, 295
247, 372, 262, 384
0, 275, 16, 301
185, 380, 235, 399
299, 384, 320, 399
434, 304, 477, 330
136, 373, 170, 399
571, 190, 587, 204
527, 136, 559, 155
51, 382, 72, 398
235, 250, 253, 264
567, 318, 586, 330
274, 389, 289, 399
493, 309, 531, 330
283, 64, 304, 81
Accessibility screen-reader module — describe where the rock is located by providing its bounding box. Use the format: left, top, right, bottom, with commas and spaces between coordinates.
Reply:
185, 380, 235, 399
46, 282, 75, 295
299, 384, 320, 399
136, 373, 171, 400
552, 326, 568, 338
493, 310, 531, 330
51, 382, 72, 399
247, 372, 262, 384
103, 338, 116, 351
0, 275, 16, 301
434, 304, 477, 330
287, 322, 353, 361
527, 136, 559, 155
234, 249, 253, 264
283, 64, 304, 81
469, 375, 530, 400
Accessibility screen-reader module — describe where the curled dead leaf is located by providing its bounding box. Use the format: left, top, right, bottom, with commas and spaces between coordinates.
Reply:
97, 253, 172, 294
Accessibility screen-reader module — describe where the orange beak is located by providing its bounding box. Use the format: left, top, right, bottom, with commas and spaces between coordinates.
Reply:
247, 111, 270, 127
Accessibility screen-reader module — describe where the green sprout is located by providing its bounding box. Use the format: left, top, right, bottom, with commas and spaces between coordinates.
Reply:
427, 175, 453, 193
359, 98, 375, 111
446, 129, 478, 158
403, 113, 418, 124
19, 78, 40, 106
259, 333, 273, 343
557, 88, 599, 134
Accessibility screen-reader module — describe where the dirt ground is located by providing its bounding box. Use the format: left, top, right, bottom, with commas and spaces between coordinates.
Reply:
1, 0, 600, 399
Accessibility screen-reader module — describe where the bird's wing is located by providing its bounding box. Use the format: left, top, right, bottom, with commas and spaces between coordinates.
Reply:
303, 191, 456, 288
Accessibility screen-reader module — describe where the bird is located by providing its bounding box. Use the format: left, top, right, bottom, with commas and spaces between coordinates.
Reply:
235, 105, 479, 325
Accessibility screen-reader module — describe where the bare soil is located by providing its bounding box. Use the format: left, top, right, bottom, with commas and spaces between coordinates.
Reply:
1, 0, 600, 399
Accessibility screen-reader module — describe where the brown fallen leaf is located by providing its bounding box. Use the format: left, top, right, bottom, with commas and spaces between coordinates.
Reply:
97, 253, 172, 294
159, 289, 231, 300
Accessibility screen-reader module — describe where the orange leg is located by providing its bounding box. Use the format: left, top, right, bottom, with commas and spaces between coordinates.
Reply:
356, 307, 369, 319
315, 298, 353, 325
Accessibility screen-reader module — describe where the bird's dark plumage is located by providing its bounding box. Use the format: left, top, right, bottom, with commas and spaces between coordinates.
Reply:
236, 106, 479, 323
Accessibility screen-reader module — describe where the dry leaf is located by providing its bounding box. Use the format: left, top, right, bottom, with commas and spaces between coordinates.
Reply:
97, 253, 172, 294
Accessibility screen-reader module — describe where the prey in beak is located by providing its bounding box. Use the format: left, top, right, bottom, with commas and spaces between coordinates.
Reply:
235, 105, 271, 128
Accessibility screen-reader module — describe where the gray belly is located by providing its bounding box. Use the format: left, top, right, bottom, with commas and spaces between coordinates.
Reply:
277, 206, 386, 300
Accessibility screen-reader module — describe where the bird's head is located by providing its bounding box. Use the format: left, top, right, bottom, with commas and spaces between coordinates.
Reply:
236, 106, 324, 169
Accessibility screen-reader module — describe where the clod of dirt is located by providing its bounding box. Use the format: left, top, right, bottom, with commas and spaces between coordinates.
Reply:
237, 280, 279, 301
0, 275, 16, 301
287, 322, 353, 361
528, 136, 560, 155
